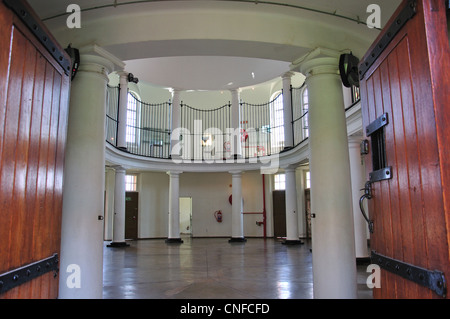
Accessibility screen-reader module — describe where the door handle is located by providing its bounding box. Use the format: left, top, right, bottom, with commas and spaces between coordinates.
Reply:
359, 181, 374, 233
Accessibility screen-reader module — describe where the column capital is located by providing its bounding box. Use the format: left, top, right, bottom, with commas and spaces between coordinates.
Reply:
167, 170, 183, 176
282, 164, 298, 172
116, 70, 128, 78
77, 54, 116, 81
300, 57, 340, 78
79, 44, 125, 72
170, 88, 183, 94
348, 135, 364, 145
111, 165, 126, 173
229, 88, 241, 97
229, 170, 243, 176
281, 71, 295, 80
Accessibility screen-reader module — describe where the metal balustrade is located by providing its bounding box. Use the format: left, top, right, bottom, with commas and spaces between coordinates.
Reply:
105, 85, 310, 161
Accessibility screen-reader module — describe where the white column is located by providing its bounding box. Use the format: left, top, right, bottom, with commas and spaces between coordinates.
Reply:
103, 167, 115, 241
300, 56, 357, 299
282, 72, 294, 149
283, 166, 303, 245
59, 54, 114, 299
296, 168, 307, 238
229, 171, 246, 242
107, 166, 129, 247
116, 71, 128, 150
166, 171, 183, 243
170, 89, 183, 159
230, 89, 242, 159
348, 136, 369, 260
172, 89, 181, 129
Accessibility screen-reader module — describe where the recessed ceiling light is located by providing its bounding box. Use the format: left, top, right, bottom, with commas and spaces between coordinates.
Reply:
227, 82, 234, 86
251, 72, 255, 79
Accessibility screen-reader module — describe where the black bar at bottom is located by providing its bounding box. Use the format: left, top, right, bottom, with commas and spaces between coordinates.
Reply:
0, 253, 59, 295
371, 250, 446, 298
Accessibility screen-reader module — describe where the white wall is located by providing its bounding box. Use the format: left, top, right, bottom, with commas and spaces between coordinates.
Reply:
129, 170, 271, 239
138, 171, 169, 238
105, 167, 319, 240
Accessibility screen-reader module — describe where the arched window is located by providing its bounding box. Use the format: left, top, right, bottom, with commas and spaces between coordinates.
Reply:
301, 87, 309, 138
269, 91, 285, 152
126, 91, 140, 144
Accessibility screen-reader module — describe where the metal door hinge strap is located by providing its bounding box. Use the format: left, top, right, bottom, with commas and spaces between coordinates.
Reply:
371, 250, 447, 298
0, 254, 59, 295
359, 0, 417, 79
2, 0, 71, 75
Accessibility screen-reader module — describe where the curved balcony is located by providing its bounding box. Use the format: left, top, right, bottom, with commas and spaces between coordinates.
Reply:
105, 85, 362, 172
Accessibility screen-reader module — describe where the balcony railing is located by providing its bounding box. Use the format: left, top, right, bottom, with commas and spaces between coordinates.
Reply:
106, 85, 311, 161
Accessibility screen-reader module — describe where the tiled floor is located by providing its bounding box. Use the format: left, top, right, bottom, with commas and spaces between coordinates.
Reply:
102, 237, 373, 299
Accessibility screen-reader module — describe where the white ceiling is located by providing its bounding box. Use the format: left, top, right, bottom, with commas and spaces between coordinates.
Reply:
124, 56, 291, 90
28, 0, 402, 91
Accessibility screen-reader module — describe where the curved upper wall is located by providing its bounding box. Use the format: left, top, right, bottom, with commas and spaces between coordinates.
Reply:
33, 0, 400, 63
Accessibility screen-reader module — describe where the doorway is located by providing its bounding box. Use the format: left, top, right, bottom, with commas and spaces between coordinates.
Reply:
180, 197, 192, 236
272, 190, 286, 238
125, 192, 139, 240
305, 189, 311, 239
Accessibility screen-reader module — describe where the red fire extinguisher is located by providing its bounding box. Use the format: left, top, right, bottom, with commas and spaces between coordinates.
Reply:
214, 210, 223, 223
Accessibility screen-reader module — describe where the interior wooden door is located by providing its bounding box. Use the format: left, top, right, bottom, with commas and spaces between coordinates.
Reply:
272, 190, 286, 238
0, 0, 70, 298
304, 189, 311, 239
359, 0, 450, 299
125, 192, 139, 240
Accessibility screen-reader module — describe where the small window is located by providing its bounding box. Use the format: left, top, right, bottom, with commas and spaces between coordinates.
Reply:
274, 174, 286, 190
269, 91, 285, 152
126, 92, 140, 144
351, 85, 360, 103
366, 113, 392, 183
302, 88, 309, 138
305, 171, 311, 189
125, 175, 137, 192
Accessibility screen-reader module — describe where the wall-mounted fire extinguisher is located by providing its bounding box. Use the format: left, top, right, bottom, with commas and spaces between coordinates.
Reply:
214, 210, 223, 223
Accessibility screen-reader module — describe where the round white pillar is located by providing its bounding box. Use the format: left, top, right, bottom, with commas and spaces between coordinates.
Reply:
301, 57, 357, 299
107, 166, 129, 247
348, 136, 369, 260
170, 89, 182, 158
116, 71, 128, 150
59, 54, 114, 299
166, 171, 183, 243
172, 89, 181, 129
282, 72, 294, 150
230, 89, 242, 159
229, 171, 246, 242
283, 166, 303, 245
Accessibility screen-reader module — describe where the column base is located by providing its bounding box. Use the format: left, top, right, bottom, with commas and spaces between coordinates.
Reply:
356, 257, 371, 265
107, 242, 130, 248
228, 237, 247, 243
282, 239, 304, 245
165, 238, 184, 244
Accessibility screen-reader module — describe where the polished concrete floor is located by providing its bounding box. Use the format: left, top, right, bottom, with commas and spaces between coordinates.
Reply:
102, 237, 373, 299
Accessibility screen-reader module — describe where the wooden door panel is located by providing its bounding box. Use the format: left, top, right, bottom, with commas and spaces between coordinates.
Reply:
272, 190, 286, 238
360, 0, 450, 299
125, 192, 139, 240
0, 1, 70, 299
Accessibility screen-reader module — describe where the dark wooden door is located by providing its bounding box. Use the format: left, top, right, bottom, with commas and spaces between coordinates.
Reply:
0, 1, 70, 298
272, 190, 286, 238
304, 189, 311, 239
125, 192, 139, 240
359, 0, 450, 299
